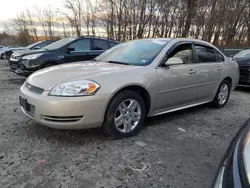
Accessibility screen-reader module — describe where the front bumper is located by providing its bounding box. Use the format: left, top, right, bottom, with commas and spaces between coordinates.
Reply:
19, 83, 110, 129
238, 66, 250, 86
9, 59, 36, 77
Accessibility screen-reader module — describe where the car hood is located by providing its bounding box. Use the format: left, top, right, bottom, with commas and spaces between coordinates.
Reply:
27, 61, 137, 90
12, 49, 51, 57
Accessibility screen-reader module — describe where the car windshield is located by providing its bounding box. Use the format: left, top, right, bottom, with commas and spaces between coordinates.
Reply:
234, 49, 250, 58
43, 37, 76, 50
26, 41, 41, 49
95, 39, 170, 66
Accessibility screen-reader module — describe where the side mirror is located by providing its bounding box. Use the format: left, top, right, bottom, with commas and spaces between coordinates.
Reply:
67, 47, 75, 53
165, 57, 184, 66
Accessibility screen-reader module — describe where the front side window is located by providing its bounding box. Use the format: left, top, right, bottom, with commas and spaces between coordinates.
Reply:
168, 44, 193, 64
92, 39, 109, 50
215, 50, 225, 62
195, 45, 217, 63
69, 39, 90, 52
95, 39, 169, 66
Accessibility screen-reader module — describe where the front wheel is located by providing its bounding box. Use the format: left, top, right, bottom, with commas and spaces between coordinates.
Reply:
103, 90, 146, 138
212, 80, 231, 109
1, 53, 6, 59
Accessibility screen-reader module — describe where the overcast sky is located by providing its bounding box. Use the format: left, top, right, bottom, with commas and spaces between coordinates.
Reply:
0, 0, 64, 21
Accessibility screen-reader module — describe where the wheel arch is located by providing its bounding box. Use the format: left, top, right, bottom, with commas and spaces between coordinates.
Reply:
223, 77, 233, 89
103, 84, 152, 119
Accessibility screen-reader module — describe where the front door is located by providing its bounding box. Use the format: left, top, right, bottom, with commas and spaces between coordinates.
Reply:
155, 43, 203, 113
64, 39, 92, 63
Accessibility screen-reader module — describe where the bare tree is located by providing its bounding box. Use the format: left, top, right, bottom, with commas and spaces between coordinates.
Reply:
12, 12, 31, 45
64, 0, 83, 36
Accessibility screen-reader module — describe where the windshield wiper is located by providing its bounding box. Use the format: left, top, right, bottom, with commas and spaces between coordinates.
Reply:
108, 61, 129, 65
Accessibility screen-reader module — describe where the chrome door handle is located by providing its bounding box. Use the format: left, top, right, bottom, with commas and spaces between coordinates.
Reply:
217, 67, 223, 71
189, 69, 197, 74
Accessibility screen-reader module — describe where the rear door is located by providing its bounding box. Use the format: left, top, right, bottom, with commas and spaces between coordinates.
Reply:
89, 39, 110, 59
64, 39, 91, 62
194, 44, 224, 100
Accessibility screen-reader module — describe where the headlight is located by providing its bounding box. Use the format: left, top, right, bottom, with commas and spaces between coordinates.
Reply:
243, 130, 250, 185
11, 55, 21, 60
49, 80, 101, 96
22, 54, 42, 60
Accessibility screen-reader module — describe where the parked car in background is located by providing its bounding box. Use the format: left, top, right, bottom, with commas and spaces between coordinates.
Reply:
10, 36, 119, 76
6, 40, 55, 59
220, 48, 242, 57
213, 118, 250, 188
233, 49, 250, 87
19, 38, 239, 138
0, 45, 7, 59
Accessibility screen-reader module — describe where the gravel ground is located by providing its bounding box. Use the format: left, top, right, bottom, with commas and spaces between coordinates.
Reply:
0, 59, 249, 188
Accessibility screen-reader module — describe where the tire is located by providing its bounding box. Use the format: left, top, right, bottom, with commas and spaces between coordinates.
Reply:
1, 53, 6, 59
41, 62, 56, 69
103, 90, 146, 138
211, 80, 231, 109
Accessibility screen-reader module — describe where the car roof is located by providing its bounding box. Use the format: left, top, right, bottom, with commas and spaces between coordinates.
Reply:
167, 37, 216, 47
132, 38, 215, 47
79, 36, 119, 43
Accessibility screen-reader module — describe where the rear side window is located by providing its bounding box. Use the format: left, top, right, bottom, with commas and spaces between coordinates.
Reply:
92, 39, 109, 50
69, 39, 91, 52
215, 50, 225, 62
195, 45, 216, 63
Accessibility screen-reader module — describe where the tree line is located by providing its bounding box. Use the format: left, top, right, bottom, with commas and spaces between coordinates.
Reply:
3, 0, 250, 47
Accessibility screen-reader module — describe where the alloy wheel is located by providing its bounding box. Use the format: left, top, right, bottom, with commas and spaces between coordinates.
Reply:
114, 99, 141, 133
218, 84, 229, 105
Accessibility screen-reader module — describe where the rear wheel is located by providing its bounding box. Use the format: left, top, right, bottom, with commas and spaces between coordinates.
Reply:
212, 80, 231, 109
103, 90, 146, 138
